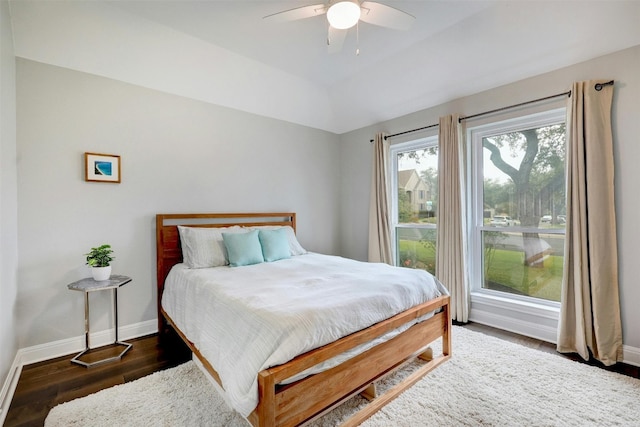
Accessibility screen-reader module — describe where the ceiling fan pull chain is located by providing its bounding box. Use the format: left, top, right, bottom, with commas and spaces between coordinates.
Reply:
327, 19, 331, 46
356, 21, 360, 56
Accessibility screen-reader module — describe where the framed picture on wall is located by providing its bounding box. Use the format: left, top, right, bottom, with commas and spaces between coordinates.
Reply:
84, 152, 121, 183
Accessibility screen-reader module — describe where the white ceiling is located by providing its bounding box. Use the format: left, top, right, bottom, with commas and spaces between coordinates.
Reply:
8, 0, 640, 134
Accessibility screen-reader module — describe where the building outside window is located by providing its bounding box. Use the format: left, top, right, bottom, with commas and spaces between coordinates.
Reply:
390, 136, 438, 274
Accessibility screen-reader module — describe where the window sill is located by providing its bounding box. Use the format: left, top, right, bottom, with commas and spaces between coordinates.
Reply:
471, 290, 559, 317
469, 290, 559, 343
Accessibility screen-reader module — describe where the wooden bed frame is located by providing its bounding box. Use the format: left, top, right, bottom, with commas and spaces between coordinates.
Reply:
156, 212, 451, 427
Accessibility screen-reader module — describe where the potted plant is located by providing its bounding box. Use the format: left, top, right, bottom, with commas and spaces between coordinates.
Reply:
85, 244, 115, 281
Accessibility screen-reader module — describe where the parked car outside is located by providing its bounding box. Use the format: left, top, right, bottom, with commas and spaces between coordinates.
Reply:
541, 215, 552, 223
490, 215, 515, 227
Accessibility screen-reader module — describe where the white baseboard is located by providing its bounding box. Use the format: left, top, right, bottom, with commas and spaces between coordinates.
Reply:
469, 307, 559, 344
469, 292, 559, 344
623, 344, 640, 367
16, 319, 156, 367
0, 319, 157, 425
469, 308, 640, 367
0, 359, 22, 427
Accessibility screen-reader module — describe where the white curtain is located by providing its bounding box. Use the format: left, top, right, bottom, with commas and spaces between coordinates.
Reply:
368, 133, 393, 264
557, 80, 623, 366
436, 114, 469, 322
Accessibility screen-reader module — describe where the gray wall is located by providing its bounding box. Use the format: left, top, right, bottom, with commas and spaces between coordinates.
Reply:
6, 37, 640, 373
15, 59, 341, 348
0, 0, 19, 405
338, 45, 640, 351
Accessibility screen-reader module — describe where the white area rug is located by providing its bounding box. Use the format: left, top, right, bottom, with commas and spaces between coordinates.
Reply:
45, 326, 640, 426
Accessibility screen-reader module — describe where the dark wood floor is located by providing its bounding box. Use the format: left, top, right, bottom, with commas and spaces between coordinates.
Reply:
4, 323, 638, 426
4, 328, 191, 427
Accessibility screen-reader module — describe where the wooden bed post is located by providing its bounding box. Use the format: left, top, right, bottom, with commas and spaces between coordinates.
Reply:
257, 371, 276, 427
156, 214, 167, 335
442, 298, 452, 356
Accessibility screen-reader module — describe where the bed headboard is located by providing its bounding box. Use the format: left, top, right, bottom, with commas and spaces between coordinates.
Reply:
155, 212, 296, 331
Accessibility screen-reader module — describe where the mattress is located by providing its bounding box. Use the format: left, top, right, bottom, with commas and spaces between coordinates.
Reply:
161, 252, 448, 416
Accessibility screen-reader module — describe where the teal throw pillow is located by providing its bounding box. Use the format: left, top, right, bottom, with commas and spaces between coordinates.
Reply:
222, 230, 264, 267
259, 228, 291, 262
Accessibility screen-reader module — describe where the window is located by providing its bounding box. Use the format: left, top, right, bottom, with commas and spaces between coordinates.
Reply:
470, 109, 566, 305
390, 137, 438, 274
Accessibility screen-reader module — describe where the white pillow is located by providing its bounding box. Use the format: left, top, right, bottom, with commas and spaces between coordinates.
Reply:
248, 225, 307, 256
177, 225, 243, 268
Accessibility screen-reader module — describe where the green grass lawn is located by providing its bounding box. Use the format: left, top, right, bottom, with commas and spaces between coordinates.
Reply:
398, 239, 562, 302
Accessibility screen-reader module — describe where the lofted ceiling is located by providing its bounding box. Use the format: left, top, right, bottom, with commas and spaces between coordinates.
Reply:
8, 0, 640, 134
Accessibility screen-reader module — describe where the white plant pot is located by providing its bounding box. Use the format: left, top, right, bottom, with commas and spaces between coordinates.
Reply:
91, 266, 112, 281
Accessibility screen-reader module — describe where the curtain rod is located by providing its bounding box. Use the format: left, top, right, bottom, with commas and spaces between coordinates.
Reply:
456, 89, 571, 123
369, 80, 614, 143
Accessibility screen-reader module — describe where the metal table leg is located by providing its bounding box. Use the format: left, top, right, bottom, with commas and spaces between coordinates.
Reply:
71, 287, 132, 368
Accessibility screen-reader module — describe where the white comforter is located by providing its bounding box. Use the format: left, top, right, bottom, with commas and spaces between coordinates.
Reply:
161, 253, 448, 417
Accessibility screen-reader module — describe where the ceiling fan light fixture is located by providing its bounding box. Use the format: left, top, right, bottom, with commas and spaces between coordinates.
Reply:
327, 1, 361, 30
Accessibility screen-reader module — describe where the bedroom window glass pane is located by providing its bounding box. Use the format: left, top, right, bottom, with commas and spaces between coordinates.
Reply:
471, 109, 566, 303
482, 231, 564, 301
396, 227, 436, 273
391, 137, 438, 275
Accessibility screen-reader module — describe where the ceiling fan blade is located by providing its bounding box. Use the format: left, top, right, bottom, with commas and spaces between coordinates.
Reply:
327, 26, 347, 54
359, 1, 415, 30
263, 3, 327, 23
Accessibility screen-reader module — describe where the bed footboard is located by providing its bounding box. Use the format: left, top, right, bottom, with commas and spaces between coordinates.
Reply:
163, 296, 450, 426
249, 295, 451, 426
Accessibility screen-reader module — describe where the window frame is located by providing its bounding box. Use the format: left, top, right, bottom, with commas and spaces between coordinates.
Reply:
466, 108, 566, 341
389, 135, 439, 266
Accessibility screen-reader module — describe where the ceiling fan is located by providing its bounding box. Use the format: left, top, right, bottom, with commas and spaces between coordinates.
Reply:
263, 1, 415, 54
